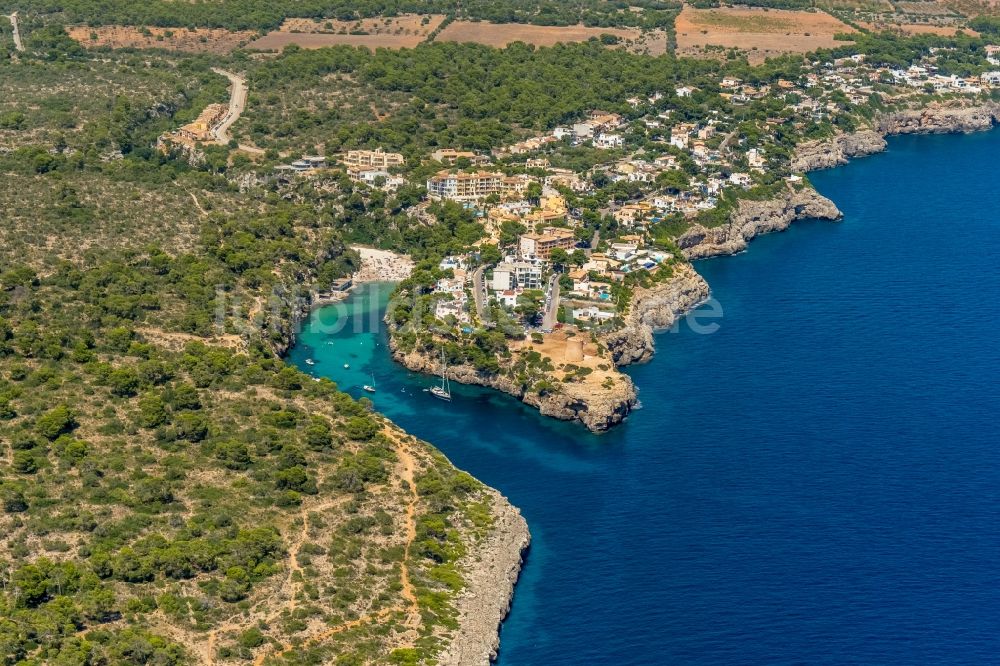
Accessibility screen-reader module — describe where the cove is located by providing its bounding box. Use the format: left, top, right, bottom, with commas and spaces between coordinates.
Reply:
289, 129, 1000, 665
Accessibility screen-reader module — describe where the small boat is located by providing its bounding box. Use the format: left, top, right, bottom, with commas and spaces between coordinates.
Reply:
429, 349, 452, 401
304, 358, 315, 366
362, 372, 376, 393
343, 363, 350, 369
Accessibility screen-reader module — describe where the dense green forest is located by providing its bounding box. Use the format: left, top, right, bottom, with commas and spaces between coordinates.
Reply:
0, 41, 501, 664
234, 39, 813, 156
970, 15, 1000, 36
0, 0, 680, 31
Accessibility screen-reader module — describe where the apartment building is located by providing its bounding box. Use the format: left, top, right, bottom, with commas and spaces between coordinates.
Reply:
519, 227, 576, 260
341, 148, 404, 170
430, 148, 477, 164
492, 261, 544, 290
426, 170, 505, 201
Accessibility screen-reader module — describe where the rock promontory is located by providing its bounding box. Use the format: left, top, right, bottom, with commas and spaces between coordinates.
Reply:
794, 101, 1000, 173
676, 188, 843, 260
387, 334, 638, 432
792, 130, 887, 172
439, 491, 530, 666
602, 263, 711, 366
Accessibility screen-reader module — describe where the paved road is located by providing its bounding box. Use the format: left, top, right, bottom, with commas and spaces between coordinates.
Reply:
472, 266, 489, 322
719, 129, 739, 154
589, 229, 600, 255
210, 68, 264, 154
8, 12, 24, 52
541, 274, 560, 331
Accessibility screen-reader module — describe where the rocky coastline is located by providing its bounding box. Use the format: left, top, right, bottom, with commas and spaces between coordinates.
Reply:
602, 188, 841, 368
793, 101, 1000, 172
676, 188, 843, 260
602, 263, 712, 367
439, 491, 531, 666
387, 333, 638, 432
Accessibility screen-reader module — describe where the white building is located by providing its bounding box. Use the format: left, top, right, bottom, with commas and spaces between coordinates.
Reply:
492, 261, 543, 290
593, 133, 624, 149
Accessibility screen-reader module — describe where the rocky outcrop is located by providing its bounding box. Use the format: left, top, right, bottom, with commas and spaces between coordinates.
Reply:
878, 102, 1000, 136
676, 188, 842, 261
603, 263, 711, 366
439, 491, 530, 666
792, 130, 887, 172
388, 336, 637, 432
793, 102, 1000, 173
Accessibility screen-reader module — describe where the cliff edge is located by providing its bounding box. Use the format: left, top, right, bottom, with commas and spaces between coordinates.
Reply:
794, 101, 1000, 172
439, 491, 530, 666
603, 263, 711, 366
676, 188, 843, 260
388, 335, 638, 432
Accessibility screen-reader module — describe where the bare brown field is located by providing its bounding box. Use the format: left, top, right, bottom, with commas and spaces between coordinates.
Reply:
859, 20, 979, 34
248, 14, 445, 51
67, 25, 256, 54
435, 21, 642, 48
675, 6, 856, 63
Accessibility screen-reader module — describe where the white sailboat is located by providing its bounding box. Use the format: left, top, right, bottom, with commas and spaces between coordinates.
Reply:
430, 349, 451, 401
363, 371, 376, 393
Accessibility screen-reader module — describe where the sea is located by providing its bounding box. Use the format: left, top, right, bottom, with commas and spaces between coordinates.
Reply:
288, 129, 1000, 665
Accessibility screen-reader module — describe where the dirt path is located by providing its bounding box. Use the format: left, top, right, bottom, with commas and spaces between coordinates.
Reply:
395, 436, 422, 632
186, 190, 209, 217
8, 12, 24, 52
136, 326, 244, 352
248, 427, 422, 665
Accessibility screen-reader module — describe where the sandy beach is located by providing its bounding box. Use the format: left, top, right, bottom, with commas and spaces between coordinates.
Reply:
351, 246, 415, 283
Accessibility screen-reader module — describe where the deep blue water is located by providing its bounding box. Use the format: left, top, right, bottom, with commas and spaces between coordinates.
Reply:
289, 129, 1000, 665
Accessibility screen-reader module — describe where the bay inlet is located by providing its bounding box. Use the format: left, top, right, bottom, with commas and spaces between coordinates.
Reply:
291, 128, 1000, 665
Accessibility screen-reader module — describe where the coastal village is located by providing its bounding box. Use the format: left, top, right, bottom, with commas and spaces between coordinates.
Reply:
146, 34, 1000, 432
253, 42, 1000, 341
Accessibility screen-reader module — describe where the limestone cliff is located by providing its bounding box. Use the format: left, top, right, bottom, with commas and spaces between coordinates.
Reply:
676, 188, 843, 261
439, 491, 530, 666
877, 102, 1000, 136
387, 336, 637, 432
793, 102, 1000, 172
792, 130, 887, 172
602, 263, 711, 366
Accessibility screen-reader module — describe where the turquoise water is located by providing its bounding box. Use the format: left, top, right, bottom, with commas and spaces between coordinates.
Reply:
290, 128, 1000, 664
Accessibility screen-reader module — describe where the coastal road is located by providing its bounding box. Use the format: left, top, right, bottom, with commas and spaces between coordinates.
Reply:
472, 266, 490, 323
210, 68, 264, 154
8, 12, 24, 52
542, 274, 560, 331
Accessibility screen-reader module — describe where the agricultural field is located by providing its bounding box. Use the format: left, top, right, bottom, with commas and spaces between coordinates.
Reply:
896, 1, 963, 15
817, 0, 896, 12
947, 0, 1000, 16
675, 5, 856, 63
66, 25, 258, 54
858, 20, 979, 33
248, 14, 446, 51
434, 20, 643, 48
